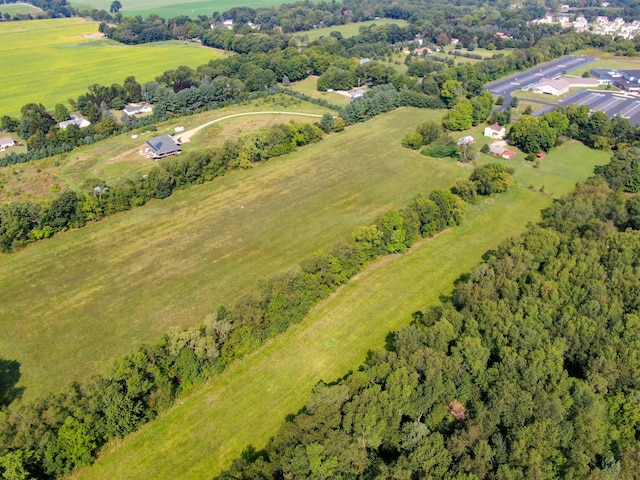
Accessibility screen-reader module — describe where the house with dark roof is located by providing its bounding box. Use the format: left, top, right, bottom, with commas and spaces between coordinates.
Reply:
145, 135, 181, 159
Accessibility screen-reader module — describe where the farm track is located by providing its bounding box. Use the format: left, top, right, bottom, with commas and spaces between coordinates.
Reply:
179, 111, 324, 142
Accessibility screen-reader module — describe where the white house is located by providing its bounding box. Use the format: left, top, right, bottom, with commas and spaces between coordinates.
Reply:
123, 103, 152, 116
484, 123, 506, 139
457, 135, 475, 146
58, 114, 91, 130
0, 136, 15, 151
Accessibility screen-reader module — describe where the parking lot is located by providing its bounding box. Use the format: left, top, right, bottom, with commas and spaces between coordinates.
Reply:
558, 90, 640, 126
485, 55, 596, 110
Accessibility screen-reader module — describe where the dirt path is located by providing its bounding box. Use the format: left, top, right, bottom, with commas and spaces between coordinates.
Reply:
179, 111, 324, 143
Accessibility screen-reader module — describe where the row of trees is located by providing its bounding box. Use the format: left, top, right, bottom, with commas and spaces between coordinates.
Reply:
217, 178, 640, 479
507, 104, 640, 153
0, 164, 514, 478
0, 121, 324, 253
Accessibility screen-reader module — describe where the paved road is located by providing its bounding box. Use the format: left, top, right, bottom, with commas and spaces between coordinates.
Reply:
485, 55, 596, 111
180, 111, 324, 143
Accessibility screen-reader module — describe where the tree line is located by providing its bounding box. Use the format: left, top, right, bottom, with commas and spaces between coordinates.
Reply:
0, 164, 514, 479
216, 177, 640, 480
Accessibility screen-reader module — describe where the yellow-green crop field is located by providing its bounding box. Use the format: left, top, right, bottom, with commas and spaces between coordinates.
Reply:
70, 0, 284, 18
0, 18, 226, 117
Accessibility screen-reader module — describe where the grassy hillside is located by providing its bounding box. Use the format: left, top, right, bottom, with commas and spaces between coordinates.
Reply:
0, 108, 466, 401
0, 97, 333, 204
75, 187, 552, 480
297, 19, 408, 42
70, 0, 285, 18
0, 18, 225, 116
0, 3, 43, 15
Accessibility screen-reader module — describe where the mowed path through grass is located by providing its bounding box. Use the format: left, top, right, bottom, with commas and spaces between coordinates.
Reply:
76, 187, 551, 480
0, 108, 466, 400
0, 18, 224, 116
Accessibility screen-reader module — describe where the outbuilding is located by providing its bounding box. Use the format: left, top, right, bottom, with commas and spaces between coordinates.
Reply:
0, 136, 15, 151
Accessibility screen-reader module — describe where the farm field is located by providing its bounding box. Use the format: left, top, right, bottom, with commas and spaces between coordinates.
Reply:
296, 18, 407, 42
75, 186, 553, 480
70, 0, 286, 18
0, 18, 225, 116
0, 96, 333, 203
0, 108, 467, 401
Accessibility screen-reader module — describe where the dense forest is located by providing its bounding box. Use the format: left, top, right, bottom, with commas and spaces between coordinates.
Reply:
217, 178, 640, 479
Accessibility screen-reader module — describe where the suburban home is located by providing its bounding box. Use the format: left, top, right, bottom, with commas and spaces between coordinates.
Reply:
145, 135, 181, 159
58, 114, 91, 130
502, 150, 516, 159
0, 136, 15, 151
457, 135, 475, 145
484, 123, 506, 139
123, 103, 153, 116
350, 89, 366, 99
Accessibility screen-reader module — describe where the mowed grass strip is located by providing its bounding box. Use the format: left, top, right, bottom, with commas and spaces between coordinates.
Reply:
75, 187, 551, 480
0, 108, 468, 400
0, 18, 224, 116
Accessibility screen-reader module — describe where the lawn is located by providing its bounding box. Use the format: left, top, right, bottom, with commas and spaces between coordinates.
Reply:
70, 0, 288, 18
74, 186, 552, 480
0, 96, 332, 204
446, 125, 609, 197
0, 108, 465, 401
0, 3, 44, 15
297, 18, 407, 43
289, 75, 349, 104
0, 18, 226, 117
566, 51, 640, 76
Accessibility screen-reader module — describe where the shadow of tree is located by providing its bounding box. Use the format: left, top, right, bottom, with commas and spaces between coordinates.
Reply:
0, 358, 24, 407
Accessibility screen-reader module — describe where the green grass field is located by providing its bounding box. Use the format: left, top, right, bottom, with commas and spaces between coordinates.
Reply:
0, 18, 225, 117
0, 96, 332, 204
0, 3, 44, 15
75, 186, 552, 480
70, 0, 285, 18
295, 18, 407, 43
289, 75, 350, 103
0, 108, 467, 401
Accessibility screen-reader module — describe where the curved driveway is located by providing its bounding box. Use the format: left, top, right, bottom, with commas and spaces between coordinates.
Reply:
180, 111, 324, 142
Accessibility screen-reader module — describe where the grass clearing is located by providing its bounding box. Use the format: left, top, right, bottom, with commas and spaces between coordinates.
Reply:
0, 96, 331, 203
0, 3, 43, 15
0, 18, 226, 116
297, 19, 407, 43
71, 0, 292, 18
75, 186, 551, 480
288, 75, 350, 104
0, 108, 466, 401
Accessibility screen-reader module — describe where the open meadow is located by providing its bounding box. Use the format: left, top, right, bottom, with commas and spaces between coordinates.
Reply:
0, 108, 467, 401
0, 95, 334, 203
296, 18, 407, 43
0, 18, 225, 116
0, 2, 43, 15
75, 186, 555, 480
70, 0, 286, 18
